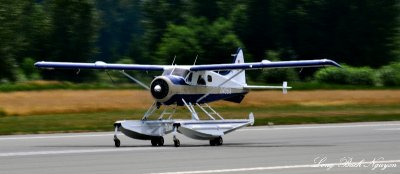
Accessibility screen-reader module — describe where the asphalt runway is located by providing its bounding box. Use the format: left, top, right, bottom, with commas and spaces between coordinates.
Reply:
1, 121, 400, 174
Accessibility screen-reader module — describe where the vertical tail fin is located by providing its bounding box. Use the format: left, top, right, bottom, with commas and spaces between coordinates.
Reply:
228, 48, 246, 85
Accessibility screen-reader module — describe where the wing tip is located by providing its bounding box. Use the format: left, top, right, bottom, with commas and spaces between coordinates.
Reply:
34, 61, 44, 68
322, 59, 341, 68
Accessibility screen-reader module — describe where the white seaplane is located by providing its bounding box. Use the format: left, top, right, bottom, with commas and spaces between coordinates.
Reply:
35, 48, 340, 147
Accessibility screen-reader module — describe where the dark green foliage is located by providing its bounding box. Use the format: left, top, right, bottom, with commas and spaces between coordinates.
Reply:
379, 62, 400, 86
260, 50, 299, 83
0, 1, 43, 82
141, 1, 246, 65
43, 0, 99, 82
95, 1, 143, 62
20, 58, 41, 80
315, 65, 377, 86
156, 17, 242, 65
348, 67, 377, 86
262, 69, 299, 84
0, 0, 99, 82
0, 0, 399, 83
140, 0, 188, 63
315, 67, 348, 84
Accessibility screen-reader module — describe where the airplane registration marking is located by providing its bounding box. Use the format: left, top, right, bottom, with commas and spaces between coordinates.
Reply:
219, 87, 231, 94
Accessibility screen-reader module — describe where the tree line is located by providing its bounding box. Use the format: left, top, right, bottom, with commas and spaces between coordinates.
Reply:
0, 0, 399, 82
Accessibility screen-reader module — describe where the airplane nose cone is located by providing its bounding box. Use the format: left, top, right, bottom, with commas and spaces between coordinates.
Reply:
154, 85, 162, 92
151, 78, 169, 100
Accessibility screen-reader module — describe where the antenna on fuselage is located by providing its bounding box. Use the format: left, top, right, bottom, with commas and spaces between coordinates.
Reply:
193, 55, 198, 65
171, 55, 176, 65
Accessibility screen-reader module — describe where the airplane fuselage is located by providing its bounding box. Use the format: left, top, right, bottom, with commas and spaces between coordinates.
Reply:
150, 68, 248, 105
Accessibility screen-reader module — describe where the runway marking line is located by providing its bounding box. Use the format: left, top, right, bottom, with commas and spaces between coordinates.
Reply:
150, 160, 400, 174
376, 128, 400, 131
0, 147, 172, 157
0, 133, 114, 141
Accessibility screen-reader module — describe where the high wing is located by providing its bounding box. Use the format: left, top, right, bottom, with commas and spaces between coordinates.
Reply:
190, 59, 340, 71
35, 58, 340, 71
34, 61, 167, 71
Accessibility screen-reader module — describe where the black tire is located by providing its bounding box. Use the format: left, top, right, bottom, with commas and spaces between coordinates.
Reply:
158, 137, 164, 146
151, 139, 157, 146
174, 139, 180, 147
114, 139, 120, 147
216, 136, 223, 146
209, 139, 216, 146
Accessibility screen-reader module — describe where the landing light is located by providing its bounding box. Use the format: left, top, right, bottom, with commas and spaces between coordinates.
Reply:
154, 85, 162, 92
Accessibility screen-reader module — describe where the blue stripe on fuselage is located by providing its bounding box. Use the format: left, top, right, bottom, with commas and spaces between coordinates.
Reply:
163, 92, 248, 105
166, 75, 187, 85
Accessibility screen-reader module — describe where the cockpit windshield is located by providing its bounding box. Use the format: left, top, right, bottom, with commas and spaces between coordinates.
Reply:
162, 68, 189, 77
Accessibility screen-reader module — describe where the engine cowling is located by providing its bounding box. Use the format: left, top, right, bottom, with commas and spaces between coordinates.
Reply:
150, 77, 172, 102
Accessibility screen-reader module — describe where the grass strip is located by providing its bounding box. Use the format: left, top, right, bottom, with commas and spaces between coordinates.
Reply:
0, 105, 399, 135
2, 81, 400, 92
0, 81, 143, 92
254, 114, 400, 126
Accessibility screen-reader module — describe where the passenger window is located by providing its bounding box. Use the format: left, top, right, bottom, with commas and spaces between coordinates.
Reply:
207, 75, 212, 82
197, 75, 206, 85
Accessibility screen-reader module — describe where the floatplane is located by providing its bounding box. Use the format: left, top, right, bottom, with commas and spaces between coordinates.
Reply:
35, 48, 340, 147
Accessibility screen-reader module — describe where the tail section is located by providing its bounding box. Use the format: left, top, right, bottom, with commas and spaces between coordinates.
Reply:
228, 48, 246, 85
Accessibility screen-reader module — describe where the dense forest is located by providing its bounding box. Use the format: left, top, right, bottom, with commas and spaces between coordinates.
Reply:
0, 0, 399, 83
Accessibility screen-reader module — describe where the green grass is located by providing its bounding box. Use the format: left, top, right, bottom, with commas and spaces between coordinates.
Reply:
254, 114, 400, 126
2, 80, 400, 92
0, 81, 143, 92
0, 110, 142, 135
1, 104, 399, 135
0, 109, 6, 117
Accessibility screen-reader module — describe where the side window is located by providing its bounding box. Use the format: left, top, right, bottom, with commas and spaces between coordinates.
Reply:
197, 75, 206, 85
207, 75, 212, 82
187, 73, 193, 82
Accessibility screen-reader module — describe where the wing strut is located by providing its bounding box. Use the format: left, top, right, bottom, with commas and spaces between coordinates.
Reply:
181, 99, 199, 120
196, 103, 224, 120
120, 70, 150, 90
142, 101, 158, 120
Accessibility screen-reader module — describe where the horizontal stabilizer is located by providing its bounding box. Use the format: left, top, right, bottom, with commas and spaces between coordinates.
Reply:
244, 81, 291, 94
243, 85, 292, 89
249, 112, 254, 126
